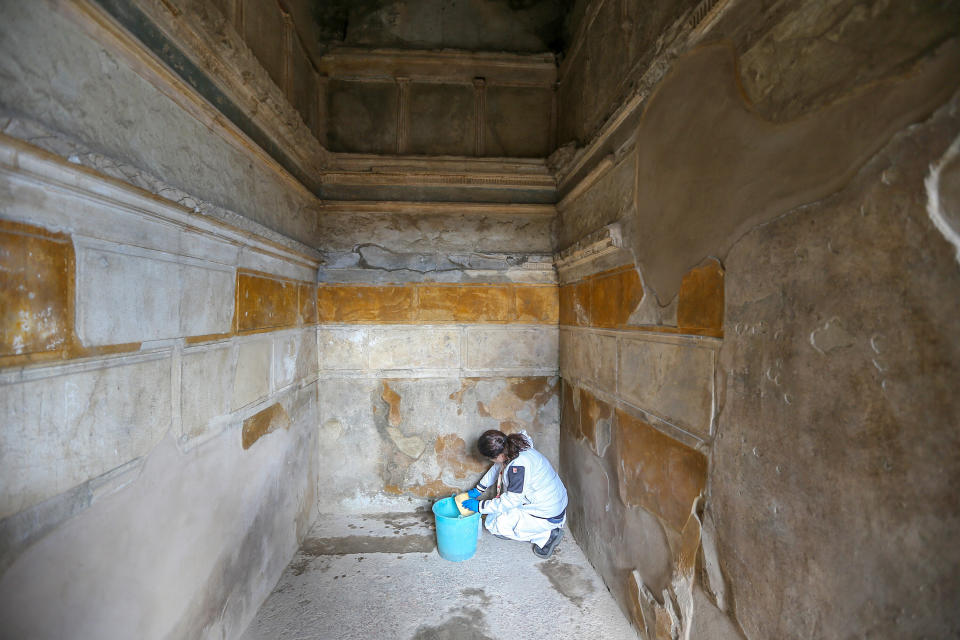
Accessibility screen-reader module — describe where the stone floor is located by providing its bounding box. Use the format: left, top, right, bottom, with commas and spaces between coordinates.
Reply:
240, 511, 639, 640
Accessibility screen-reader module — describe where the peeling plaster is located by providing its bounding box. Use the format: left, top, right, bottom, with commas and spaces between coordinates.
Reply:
925, 133, 960, 263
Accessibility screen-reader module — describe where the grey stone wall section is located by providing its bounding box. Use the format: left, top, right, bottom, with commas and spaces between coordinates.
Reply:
713, 93, 960, 639
0, 0, 320, 246
0, 383, 318, 640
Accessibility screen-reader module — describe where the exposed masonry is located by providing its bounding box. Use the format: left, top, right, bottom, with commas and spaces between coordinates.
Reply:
333, 243, 553, 274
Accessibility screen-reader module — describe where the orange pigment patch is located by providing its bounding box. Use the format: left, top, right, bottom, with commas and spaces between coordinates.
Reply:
481, 377, 557, 433
242, 403, 290, 449
676, 258, 724, 334
435, 434, 487, 477
508, 376, 554, 403
184, 332, 233, 345
498, 420, 522, 434
381, 381, 403, 427
615, 409, 707, 532
561, 265, 643, 329
341, 285, 416, 323
298, 281, 318, 325
455, 285, 515, 322
515, 285, 559, 324
237, 270, 299, 333
315, 283, 559, 324
476, 401, 492, 418
0, 221, 75, 364
417, 285, 460, 322
580, 389, 612, 454
625, 572, 648, 633
558, 283, 576, 326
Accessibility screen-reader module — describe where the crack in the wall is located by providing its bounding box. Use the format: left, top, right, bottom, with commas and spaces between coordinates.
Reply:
351, 242, 544, 275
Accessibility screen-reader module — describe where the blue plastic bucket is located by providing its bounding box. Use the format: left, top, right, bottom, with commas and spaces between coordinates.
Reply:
432, 496, 481, 562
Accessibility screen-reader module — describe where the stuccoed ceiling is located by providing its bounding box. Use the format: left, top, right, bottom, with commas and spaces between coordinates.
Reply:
310, 0, 575, 55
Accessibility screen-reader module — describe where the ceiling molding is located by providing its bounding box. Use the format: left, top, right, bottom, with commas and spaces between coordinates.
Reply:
319, 47, 557, 87
75, 0, 329, 195
318, 201, 556, 217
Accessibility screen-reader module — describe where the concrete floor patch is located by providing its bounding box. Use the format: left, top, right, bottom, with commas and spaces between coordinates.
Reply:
241, 513, 639, 639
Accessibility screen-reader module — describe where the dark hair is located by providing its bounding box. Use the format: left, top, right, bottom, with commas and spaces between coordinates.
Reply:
477, 430, 529, 462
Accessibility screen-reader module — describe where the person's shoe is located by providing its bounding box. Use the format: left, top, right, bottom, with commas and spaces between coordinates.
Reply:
532, 528, 563, 559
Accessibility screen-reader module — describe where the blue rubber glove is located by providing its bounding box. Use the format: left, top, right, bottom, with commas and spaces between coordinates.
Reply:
467, 488, 481, 499
462, 498, 480, 512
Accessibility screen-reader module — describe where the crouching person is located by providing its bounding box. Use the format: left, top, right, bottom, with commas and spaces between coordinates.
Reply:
460, 429, 568, 559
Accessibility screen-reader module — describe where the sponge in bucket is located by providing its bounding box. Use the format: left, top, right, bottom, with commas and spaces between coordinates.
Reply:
454, 492, 474, 516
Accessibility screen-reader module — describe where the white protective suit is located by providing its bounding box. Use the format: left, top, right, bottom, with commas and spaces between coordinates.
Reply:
472, 432, 568, 548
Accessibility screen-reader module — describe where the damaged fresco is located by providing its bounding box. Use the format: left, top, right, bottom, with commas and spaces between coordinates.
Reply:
316, 376, 560, 511
554, 0, 960, 637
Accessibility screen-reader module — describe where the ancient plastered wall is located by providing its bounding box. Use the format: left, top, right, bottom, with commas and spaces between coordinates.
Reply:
556, 1, 960, 638
313, 279, 561, 512
0, 9, 332, 635
556, 0, 699, 145
556, 226, 725, 638
0, 0, 322, 247
316, 201, 556, 281
0, 61, 323, 640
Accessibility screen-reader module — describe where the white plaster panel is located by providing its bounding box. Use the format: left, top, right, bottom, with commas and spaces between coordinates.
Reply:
274, 330, 317, 389
77, 244, 180, 344
464, 326, 558, 369
318, 327, 368, 371
237, 250, 316, 283
560, 329, 617, 390
75, 240, 234, 345
274, 333, 300, 390
295, 329, 319, 383
1, 173, 180, 254
178, 264, 235, 337
178, 229, 240, 267
0, 354, 172, 519
367, 327, 460, 370
233, 339, 272, 409
180, 344, 234, 441
316, 378, 384, 512
618, 336, 715, 437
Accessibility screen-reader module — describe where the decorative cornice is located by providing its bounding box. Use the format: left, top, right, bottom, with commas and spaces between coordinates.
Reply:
320, 170, 557, 190
0, 133, 320, 270
556, 154, 617, 211
555, 223, 624, 272
318, 47, 557, 87
320, 154, 557, 194
73, 0, 328, 194
327, 153, 552, 175
557, 0, 607, 84
318, 201, 556, 217
554, 0, 733, 196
